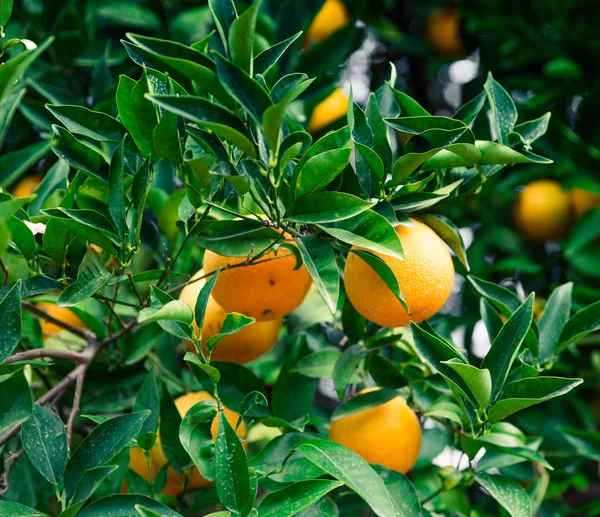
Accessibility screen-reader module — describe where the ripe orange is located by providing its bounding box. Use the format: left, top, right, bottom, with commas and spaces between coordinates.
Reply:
513, 179, 571, 242
343, 218, 455, 328
37, 294, 86, 337
303, 0, 350, 49
568, 188, 600, 220
329, 388, 422, 473
426, 7, 466, 58
128, 391, 246, 495
203, 242, 312, 322
179, 270, 282, 364
306, 89, 348, 134
12, 175, 42, 199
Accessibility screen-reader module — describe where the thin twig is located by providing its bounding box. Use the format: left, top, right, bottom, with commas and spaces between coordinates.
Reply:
127, 272, 145, 305
3, 348, 87, 365
66, 366, 86, 447
0, 448, 24, 495
0, 256, 9, 286
22, 302, 96, 342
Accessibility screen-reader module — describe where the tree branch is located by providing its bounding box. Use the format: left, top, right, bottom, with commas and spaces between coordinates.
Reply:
0, 448, 24, 495
3, 348, 87, 365
66, 366, 87, 448
22, 302, 97, 342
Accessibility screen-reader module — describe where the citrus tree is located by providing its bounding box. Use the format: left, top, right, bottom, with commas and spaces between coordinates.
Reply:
1, 1, 599, 516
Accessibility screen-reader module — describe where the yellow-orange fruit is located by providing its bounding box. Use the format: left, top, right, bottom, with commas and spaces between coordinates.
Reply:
12, 176, 42, 199
128, 392, 246, 495
307, 89, 348, 134
426, 7, 466, 58
513, 179, 571, 242
329, 388, 422, 473
303, 0, 350, 49
203, 242, 312, 322
568, 188, 600, 220
179, 270, 282, 364
344, 218, 455, 328
37, 295, 86, 337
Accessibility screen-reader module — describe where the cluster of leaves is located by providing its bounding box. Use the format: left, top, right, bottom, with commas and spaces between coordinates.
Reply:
1, 0, 600, 516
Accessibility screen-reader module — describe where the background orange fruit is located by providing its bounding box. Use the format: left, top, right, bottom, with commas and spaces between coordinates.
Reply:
303, 0, 349, 49
307, 88, 348, 134
179, 270, 282, 364
344, 218, 455, 328
426, 7, 466, 58
568, 187, 600, 220
513, 179, 571, 242
12, 175, 42, 199
329, 388, 422, 473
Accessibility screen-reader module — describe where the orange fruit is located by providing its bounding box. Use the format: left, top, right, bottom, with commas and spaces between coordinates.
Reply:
203, 240, 312, 322
329, 388, 422, 473
343, 218, 454, 328
179, 269, 282, 364
12, 175, 42, 199
307, 89, 348, 134
426, 7, 466, 58
568, 188, 600, 220
303, 0, 350, 49
37, 293, 86, 337
128, 391, 246, 495
513, 179, 571, 242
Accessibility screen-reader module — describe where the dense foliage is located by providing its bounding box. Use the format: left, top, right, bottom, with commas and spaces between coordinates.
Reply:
0, 1, 599, 516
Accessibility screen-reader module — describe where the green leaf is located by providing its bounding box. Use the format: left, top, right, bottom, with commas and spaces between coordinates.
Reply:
565, 208, 600, 257
0, 370, 32, 437
179, 399, 218, 482
385, 116, 467, 134
481, 298, 504, 342
388, 85, 430, 116
193, 219, 280, 257
442, 360, 492, 408
295, 148, 353, 196
139, 300, 194, 325
63, 411, 150, 498
410, 323, 476, 406
239, 391, 268, 417
349, 249, 407, 311
209, 0, 238, 51
561, 427, 600, 461
148, 95, 256, 158
58, 248, 111, 307
228, 0, 261, 75
319, 210, 404, 260
453, 91, 486, 125
0, 279, 21, 363
0, 89, 25, 151
484, 73, 518, 144
423, 400, 465, 426
475, 473, 531, 517
46, 105, 125, 142
291, 349, 342, 379
296, 236, 339, 314
558, 300, 600, 352
0, 0, 13, 29
332, 345, 367, 401
513, 112, 551, 144
488, 377, 583, 423
0, 502, 48, 517
366, 354, 406, 389
108, 137, 127, 236
373, 466, 422, 517
21, 405, 67, 486
133, 368, 161, 438
116, 75, 152, 156
481, 294, 535, 403
5, 217, 33, 260
467, 276, 523, 314
193, 270, 219, 329
76, 495, 182, 517
215, 410, 251, 513
419, 214, 469, 271
0, 141, 51, 188
205, 313, 255, 353
287, 193, 374, 224
297, 440, 396, 517
214, 53, 272, 125
51, 126, 107, 181
332, 389, 400, 420
538, 283, 572, 363
254, 32, 302, 76
257, 479, 343, 517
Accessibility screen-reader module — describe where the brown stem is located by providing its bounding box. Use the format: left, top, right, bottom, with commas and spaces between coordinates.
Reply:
127, 272, 145, 306
22, 302, 96, 342
0, 448, 24, 495
66, 366, 87, 447
3, 348, 87, 365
